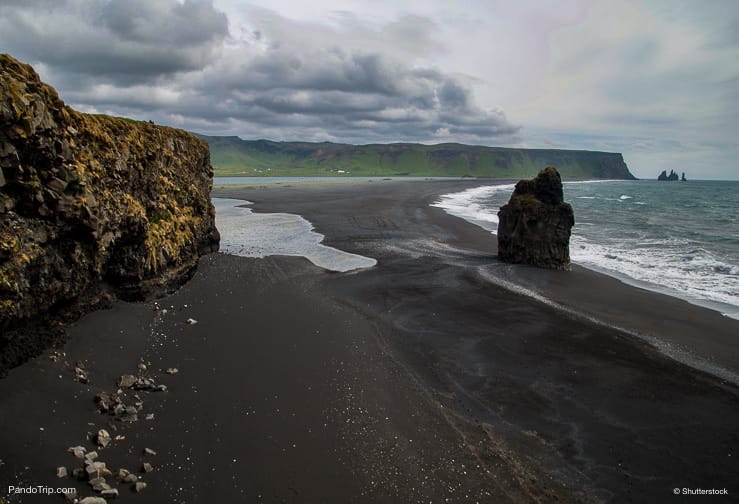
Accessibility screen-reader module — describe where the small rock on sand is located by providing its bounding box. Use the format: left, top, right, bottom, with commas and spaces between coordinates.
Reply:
142, 462, 153, 473
96, 429, 111, 448
143, 447, 157, 456
185, 318, 198, 325
56, 466, 67, 478
68, 445, 86, 459
78, 497, 107, 504
100, 488, 119, 499
118, 374, 137, 389
89, 476, 111, 492
134, 481, 147, 492
165, 367, 179, 374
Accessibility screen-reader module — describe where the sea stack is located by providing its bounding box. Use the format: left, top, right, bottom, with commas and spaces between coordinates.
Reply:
497, 166, 574, 270
0, 54, 219, 370
658, 169, 679, 181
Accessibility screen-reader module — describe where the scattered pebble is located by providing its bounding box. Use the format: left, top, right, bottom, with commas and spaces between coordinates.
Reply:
89, 476, 111, 492
185, 318, 198, 325
118, 374, 136, 389
74, 364, 90, 384
78, 497, 107, 504
54, 341, 179, 499
100, 488, 119, 499
96, 429, 111, 448
68, 446, 87, 459
49, 351, 65, 362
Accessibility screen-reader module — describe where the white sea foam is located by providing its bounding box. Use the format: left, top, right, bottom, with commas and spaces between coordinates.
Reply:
431, 184, 514, 235
432, 183, 739, 320
570, 235, 739, 319
213, 198, 376, 272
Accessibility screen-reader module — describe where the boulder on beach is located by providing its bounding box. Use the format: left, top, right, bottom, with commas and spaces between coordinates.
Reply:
497, 166, 575, 270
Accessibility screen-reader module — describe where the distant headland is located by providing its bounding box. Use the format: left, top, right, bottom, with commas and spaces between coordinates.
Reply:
198, 135, 637, 180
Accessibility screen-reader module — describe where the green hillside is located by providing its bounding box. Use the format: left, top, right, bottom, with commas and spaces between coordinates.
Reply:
197, 135, 636, 180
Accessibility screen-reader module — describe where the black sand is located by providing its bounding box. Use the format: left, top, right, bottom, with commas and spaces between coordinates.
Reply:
1, 179, 737, 503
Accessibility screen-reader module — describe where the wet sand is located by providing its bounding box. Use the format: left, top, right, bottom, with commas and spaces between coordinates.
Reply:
1, 179, 737, 503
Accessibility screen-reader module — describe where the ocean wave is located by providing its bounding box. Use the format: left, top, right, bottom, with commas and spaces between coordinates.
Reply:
431, 184, 515, 234
570, 235, 739, 314
213, 198, 376, 272
432, 182, 739, 319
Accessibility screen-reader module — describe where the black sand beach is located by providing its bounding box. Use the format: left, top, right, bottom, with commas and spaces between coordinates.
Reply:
1, 179, 737, 503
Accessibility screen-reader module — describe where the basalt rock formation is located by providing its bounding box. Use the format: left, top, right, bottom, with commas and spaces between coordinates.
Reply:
658, 169, 679, 181
497, 167, 574, 270
0, 54, 219, 371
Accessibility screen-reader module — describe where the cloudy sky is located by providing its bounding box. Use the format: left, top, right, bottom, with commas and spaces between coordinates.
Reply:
1, 0, 737, 179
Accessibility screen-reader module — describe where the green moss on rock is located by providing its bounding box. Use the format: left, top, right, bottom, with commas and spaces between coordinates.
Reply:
0, 54, 219, 365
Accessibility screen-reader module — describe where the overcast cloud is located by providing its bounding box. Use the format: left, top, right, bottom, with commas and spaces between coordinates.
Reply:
1, 0, 737, 179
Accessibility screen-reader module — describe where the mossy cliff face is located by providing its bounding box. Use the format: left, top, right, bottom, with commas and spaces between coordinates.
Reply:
0, 54, 219, 367
497, 167, 575, 270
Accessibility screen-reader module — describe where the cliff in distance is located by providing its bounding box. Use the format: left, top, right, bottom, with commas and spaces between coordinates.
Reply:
200, 135, 637, 180
0, 54, 219, 371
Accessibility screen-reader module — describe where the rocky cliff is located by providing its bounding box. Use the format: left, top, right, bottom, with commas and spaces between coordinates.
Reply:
0, 54, 219, 371
497, 167, 574, 270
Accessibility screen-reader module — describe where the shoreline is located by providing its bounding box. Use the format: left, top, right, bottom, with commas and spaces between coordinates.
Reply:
1, 178, 737, 502
214, 179, 739, 381
427, 178, 739, 322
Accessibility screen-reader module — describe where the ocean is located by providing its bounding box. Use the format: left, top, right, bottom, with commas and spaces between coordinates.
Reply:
433, 179, 739, 320
213, 198, 376, 272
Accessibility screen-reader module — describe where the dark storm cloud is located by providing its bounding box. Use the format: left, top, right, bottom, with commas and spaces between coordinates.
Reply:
0, 1, 519, 144
0, 0, 228, 81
